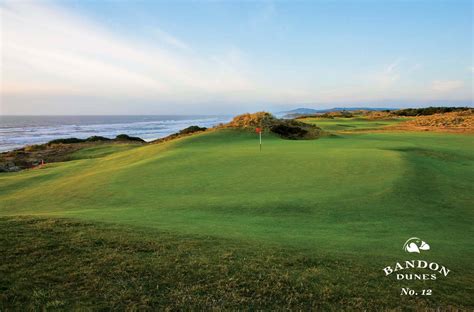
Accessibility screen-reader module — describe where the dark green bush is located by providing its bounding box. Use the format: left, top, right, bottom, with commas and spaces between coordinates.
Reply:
394, 107, 470, 116
271, 124, 308, 139
270, 120, 321, 140
86, 136, 111, 142
340, 111, 353, 118
178, 126, 207, 135
48, 138, 85, 145
47, 134, 145, 145
115, 134, 145, 142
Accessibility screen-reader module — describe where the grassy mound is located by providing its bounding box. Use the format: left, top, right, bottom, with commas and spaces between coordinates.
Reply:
151, 125, 207, 144
115, 134, 146, 142
223, 112, 323, 139
224, 112, 277, 129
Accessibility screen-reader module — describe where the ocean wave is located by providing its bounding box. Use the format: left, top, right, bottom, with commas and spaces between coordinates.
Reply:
0, 115, 230, 152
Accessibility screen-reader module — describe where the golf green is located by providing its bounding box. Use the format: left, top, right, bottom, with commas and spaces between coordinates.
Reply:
1, 124, 473, 308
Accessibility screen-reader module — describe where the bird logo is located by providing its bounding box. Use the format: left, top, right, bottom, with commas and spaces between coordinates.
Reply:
403, 237, 430, 253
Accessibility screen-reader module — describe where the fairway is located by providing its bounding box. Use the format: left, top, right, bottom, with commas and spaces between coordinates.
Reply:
300, 116, 408, 132
1, 126, 473, 309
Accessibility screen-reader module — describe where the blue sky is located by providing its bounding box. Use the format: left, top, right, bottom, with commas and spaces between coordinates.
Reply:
1, 0, 472, 115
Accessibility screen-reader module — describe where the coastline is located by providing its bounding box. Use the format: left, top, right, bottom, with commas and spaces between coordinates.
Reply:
0, 115, 231, 153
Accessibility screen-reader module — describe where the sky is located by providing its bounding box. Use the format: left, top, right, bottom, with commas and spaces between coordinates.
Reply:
0, 0, 472, 115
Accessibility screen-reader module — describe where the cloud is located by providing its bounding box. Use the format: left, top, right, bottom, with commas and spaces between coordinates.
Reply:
0, 1, 254, 101
151, 28, 191, 51
431, 80, 465, 93
385, 58, 403, 74
374, 58, 403, 88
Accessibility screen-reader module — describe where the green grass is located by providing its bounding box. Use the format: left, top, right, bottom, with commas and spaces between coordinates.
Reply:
301, 116, 407, 131
69, 143, 142, 160
1, 125, 473, 309
2, 217, 467, 310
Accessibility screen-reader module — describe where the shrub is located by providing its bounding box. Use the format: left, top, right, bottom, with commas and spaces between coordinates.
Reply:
115, 134, 145, 142
48, 138, 85, 145
271, 123, 308, 139
178, 126, 207, 135
225, 112, 277, 129
394, 107, 470, 116
86, 136, 111, 142
271, 119, 321, 139
340, 110, 353, 118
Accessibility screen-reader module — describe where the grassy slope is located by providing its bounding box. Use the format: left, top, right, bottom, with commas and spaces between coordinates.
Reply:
68, 143, 141, 160
1, 122, 473, 309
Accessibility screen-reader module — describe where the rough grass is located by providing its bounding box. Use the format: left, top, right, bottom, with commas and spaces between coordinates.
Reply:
394, 110, 474, 133
1, 217, 471, 310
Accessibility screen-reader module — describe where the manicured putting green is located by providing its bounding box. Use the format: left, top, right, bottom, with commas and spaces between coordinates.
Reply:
1, 129, 472, 259
1, 126, 473, 307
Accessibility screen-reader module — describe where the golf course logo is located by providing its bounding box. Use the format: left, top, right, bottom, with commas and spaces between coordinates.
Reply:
382, 237, 451, 288
403, 237, 430, 253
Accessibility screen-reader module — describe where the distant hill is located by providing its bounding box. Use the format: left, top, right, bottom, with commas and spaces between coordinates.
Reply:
279, 107, 393, 116
279, 108, 322, 115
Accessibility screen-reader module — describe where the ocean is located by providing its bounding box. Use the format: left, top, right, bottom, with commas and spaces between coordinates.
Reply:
0, 115, 231, 152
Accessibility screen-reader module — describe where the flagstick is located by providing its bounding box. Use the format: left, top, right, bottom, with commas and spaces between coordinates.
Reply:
259, 131, 262, 151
